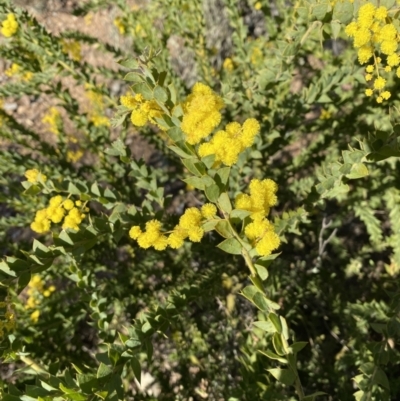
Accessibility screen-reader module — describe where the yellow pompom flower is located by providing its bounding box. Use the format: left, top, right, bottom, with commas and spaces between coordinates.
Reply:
1, 14, 18, 37
375, 6, 388, 21
357, 3, 376, 28
114, 17, 126, 35
30, 310, 40, 323
381, 40, 397, 56
25, 169, 47, 183
179, 208, 202, 230
376, 96, 383, 103
358, 46, 373, 64
49, 196, 63, 208
48, 207, 65, 224
5, 63, 20, 77
153, 235, 169, 251
365, 74, 373, 81
255, 231, 281, 257
131, 109, 148, 126
382, 91, 391, 100
380, 24, 397, 41
387, 54, 400, 67
167, 230, 186, 249
201, 203, 217, 219
366, 65, 374, 73
181, 83, 224, 145
345, 21, 358, 37
365, 89, 373, 96
129, 226, 142, 240
187, 227, 204, 242
30, 215, 51, 234
353, 27, 371, 48
223, 58, 234, 71
235, 178, 278, 220
62, 199, 74, 210
245, 219, 274, 240
373, 77, 386, 90
120, 94, 138, 108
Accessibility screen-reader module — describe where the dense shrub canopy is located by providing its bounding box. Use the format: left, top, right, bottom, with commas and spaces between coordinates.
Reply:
1, 0, 400, 400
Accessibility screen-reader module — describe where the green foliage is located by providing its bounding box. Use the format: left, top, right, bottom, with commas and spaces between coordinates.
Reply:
2, 0, 400, 400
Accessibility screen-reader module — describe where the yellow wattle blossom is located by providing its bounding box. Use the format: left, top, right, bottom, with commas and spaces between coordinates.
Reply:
30, 195, 88, 233
129, 207, 209, 251
91, 114, 110, 127
319, 109, 332, 120
5, 63, 20, 77
25, 169, 47, 183
30, 310, 40, 323
42, 107, 61, 135
1, 14, 18, 37
198, 118, 260, 166
236, 178, 280, 256
374, 76, 386, 90
181, 83, 224, 145
23, 71, 34, 81
235, 178, 278, 221
62, 207, 85, 230
25, 275, 56, 323
62, 40, 82, 62
114, 17, 126, 35
201, 203, 217, 219
121, 93, 164, 129
223, 58, 234, 71
67, 149, 84, 163
345, 3, 400, 102
244, 217, 280, 256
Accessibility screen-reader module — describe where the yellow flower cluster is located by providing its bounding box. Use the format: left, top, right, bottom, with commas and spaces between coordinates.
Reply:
85, 87, 110, 127
0, 298, 16, 339
67, 149, 84, 163
235, 179, 278, 220
61, 40, 82, 62
114, 17, 126, 35
25, 169, 47, 183
1, 13, 18, 37
91, 114, 110, 127
5, 63, 33, 81
181, 83, 224, 145
129, 204, 217, 251
5, 63, 20, 77
198, 118, 260, 166
345, 3, 400, 102
25, 275, 56, 323
223, 58, 234, 71
120, 93, 164, 128
31, 195, 87, 234
245, 218, 281, 257
235, 178, 280, 256
42, 107, 61, 135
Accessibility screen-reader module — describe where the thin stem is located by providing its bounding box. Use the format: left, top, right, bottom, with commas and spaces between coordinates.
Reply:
222, 210, 257, 276
294, 369, 305, 400
20, 355, 48, 375
300, 21, 321, 46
